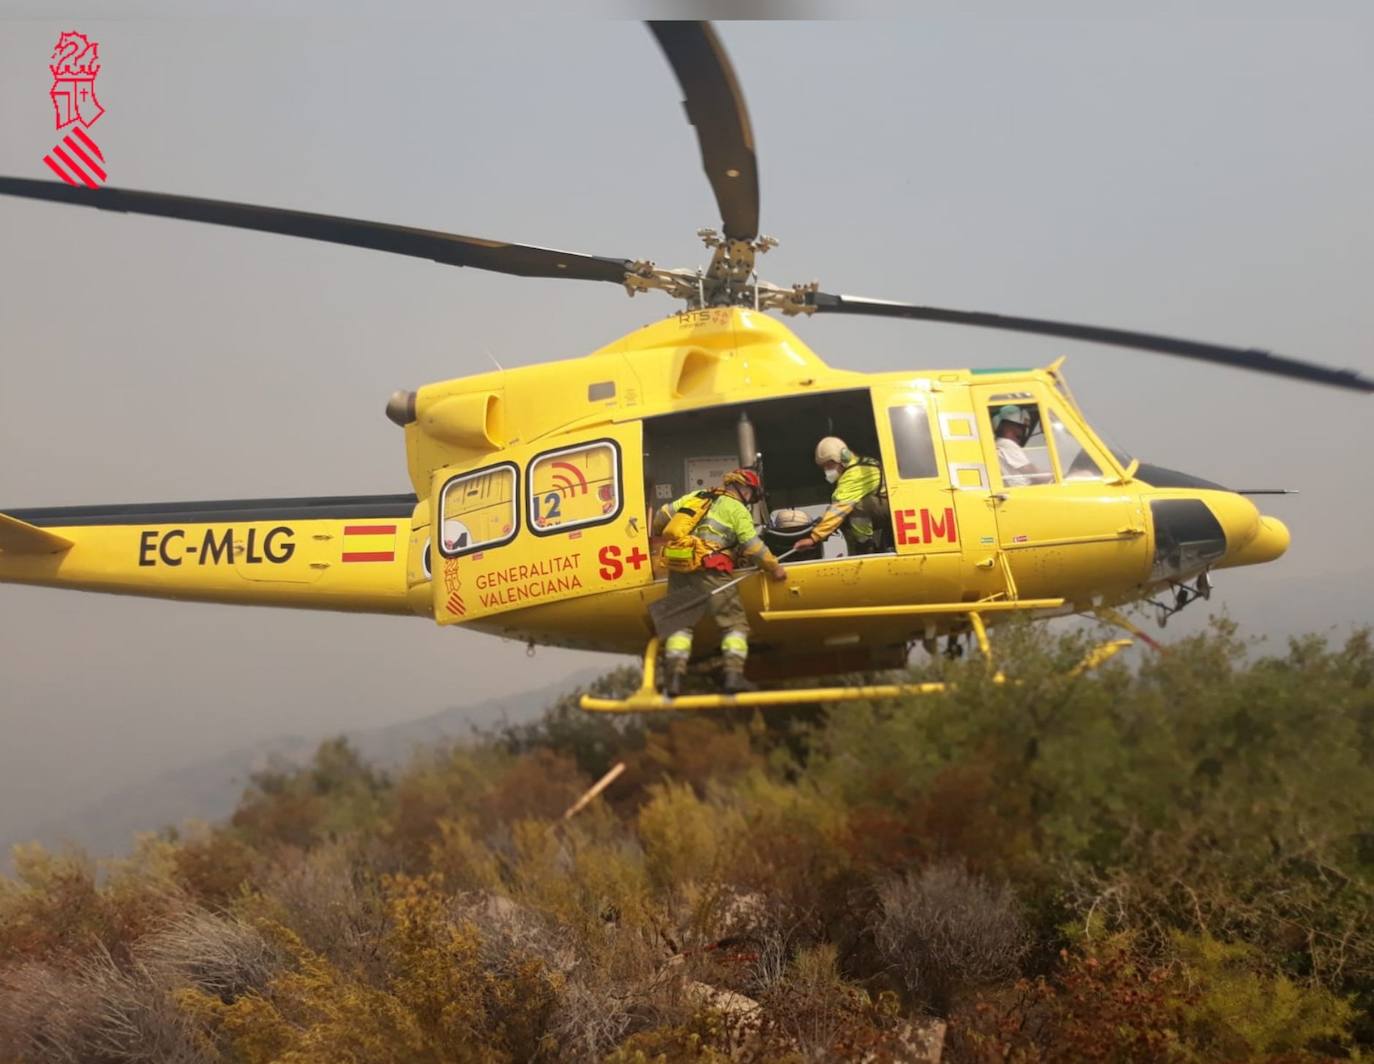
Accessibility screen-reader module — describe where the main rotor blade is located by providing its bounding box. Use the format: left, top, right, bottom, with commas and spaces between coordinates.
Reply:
0, 177, 633, 284
809, 291, 1374, 393
649, 21, 759, 241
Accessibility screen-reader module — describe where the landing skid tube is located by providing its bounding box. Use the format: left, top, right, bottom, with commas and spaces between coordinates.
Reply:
579, 610, 1134, 713
579, 635, 953, 712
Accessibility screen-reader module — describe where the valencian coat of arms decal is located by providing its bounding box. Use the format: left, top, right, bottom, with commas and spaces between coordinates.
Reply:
43, 31, 107, 188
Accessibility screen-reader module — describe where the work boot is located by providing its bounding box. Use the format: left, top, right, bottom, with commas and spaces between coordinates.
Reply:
721, 660, 757, 694
663, 660, 687, 698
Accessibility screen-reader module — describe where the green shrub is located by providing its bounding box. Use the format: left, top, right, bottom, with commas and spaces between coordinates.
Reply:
3, 622, 1371, 1059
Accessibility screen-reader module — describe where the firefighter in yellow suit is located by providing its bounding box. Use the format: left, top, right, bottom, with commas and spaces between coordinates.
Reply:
650, 469, 787, 696
794, 436, 891, 555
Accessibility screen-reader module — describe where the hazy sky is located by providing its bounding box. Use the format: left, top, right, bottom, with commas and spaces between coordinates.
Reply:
2, 11, 1372, 844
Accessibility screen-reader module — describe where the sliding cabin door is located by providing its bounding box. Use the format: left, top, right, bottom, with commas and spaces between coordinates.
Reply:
431, 424, 650, 624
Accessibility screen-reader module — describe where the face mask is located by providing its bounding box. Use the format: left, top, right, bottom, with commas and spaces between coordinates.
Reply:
824, 466, 840, 484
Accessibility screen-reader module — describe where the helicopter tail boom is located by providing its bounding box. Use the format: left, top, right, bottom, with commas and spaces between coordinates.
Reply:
0, 495, 422, 616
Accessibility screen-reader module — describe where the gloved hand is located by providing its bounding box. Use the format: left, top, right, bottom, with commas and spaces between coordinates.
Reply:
771, 565, 788, 581
793, 537, 816, 552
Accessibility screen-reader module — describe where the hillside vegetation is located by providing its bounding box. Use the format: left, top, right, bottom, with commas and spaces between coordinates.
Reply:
1, 621, 1371, 1062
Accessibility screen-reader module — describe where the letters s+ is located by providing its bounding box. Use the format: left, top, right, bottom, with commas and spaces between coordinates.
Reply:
598, 544, 624, 581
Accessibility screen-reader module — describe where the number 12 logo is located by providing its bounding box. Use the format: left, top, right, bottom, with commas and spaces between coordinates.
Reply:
532, 491, 563, 527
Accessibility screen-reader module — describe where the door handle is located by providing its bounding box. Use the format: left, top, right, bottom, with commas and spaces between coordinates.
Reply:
990, 493, 1008, 503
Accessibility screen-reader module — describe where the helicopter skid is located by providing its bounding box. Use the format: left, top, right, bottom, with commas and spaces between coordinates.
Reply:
580, 679, 955, 713
579, 635, 954, 713
578, 629, 1134, 713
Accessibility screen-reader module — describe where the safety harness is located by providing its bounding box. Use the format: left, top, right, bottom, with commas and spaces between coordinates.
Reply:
660, 490, 726, 573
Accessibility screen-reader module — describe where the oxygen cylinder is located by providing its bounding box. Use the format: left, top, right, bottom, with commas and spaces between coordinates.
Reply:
736, 410, 757, 470
737, 411, 763, 521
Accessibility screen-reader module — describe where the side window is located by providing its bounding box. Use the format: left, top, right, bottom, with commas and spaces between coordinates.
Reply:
439, 462, 518, 558
987, 397, 1056, 487
1047, 407, 1104, 481
527, 439, 622, 536
888, 403, 939, 479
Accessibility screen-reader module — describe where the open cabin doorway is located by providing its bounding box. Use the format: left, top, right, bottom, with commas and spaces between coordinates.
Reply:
640, 389, 889, 569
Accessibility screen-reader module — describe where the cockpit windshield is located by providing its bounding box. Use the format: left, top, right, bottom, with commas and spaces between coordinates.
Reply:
1047, 365, 1133, 465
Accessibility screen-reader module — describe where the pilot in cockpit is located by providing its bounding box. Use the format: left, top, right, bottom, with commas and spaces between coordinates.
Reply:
993, 404, 1047, 487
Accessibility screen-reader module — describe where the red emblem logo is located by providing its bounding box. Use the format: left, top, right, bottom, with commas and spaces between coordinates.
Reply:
443, 558, 466, 616
50, 32, 104, 129
42, 31, 108, 188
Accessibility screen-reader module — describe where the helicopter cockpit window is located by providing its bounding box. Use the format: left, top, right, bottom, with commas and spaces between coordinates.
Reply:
987, 397, 1054, 487
439, 462, 519, 559
527, 439, 622, 537
888, 403, 939, 479
1049, 369, 1079, 413
1051, 374, 1133, 467
1046, 408, 1103, 481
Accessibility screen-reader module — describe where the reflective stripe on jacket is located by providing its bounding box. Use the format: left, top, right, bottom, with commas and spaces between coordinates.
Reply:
653, 491, 780, 572
812, 458, 886, 541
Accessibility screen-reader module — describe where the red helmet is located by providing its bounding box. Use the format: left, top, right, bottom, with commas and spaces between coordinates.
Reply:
723, 468, 763, 501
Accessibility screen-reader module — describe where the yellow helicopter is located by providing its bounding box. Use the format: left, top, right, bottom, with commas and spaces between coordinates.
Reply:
0, 23, 1368, 713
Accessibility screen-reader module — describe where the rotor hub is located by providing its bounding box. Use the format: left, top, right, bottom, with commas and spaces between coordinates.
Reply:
622, 227, 814, 313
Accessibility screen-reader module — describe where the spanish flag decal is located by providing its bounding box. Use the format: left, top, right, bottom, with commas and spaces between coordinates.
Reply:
341, 523, 397, 563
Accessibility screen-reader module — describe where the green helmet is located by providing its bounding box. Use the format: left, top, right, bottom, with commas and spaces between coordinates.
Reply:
992, 405, 1031, 431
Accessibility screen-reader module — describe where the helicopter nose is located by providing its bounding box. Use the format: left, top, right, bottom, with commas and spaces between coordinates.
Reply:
1219, 513, 1291, 568
1147, 491, 1288, 578
1203, 491, 1291, 569
1204, 491, 1261, 553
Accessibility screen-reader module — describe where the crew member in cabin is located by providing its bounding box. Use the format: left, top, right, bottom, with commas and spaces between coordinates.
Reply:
794, 436, 891, 555
651, 469, 787, 696
992, 404, 1049, 486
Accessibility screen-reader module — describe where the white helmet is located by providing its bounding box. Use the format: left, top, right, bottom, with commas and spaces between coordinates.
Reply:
814, 436, 851, 466
992, 405, 1031, 431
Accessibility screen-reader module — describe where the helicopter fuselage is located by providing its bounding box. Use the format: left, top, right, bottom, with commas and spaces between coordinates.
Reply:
0, 308, 1289, 679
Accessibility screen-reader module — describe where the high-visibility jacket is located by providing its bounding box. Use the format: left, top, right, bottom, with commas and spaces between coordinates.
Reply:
812, 457, 888, 542
652, 491, 781, 573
